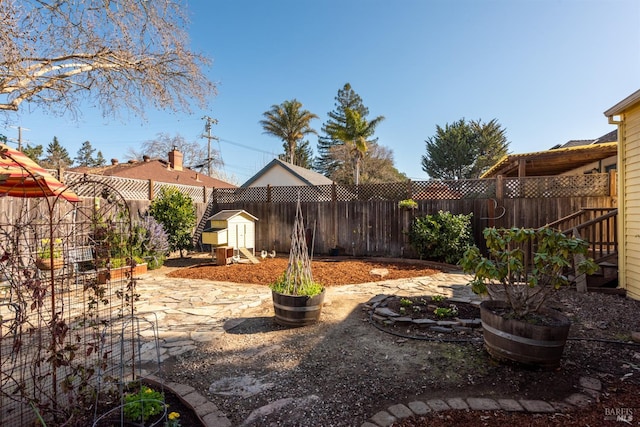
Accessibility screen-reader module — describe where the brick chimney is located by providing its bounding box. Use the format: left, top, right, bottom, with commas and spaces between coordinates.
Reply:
168, 147, 183, 171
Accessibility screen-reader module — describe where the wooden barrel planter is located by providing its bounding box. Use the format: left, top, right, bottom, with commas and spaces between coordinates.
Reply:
272, 289, 325, 327
479, 300, 571, 370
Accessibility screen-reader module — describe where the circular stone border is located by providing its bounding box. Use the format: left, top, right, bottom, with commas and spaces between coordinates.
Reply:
364, 294, 484, 340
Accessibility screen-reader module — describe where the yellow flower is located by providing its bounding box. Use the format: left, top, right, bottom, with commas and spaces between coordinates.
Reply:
168, 412, 180, 420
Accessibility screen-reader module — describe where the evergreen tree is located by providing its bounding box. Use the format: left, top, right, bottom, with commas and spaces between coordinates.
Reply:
469, 118, 510, 178
421, 119, 478, 180
278, 140, 314, 168
22, 144, 44, 163
94, 150, 106, 167
421, 118, 509, 180
75, 140, 97, 166
315, 83, 370, 177
42, 137, 73, 169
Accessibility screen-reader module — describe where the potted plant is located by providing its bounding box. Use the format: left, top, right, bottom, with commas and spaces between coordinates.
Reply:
97, 255, 147, 284
398, 198, 418, 210
460, 227, 598, 369
270, 198, 325, 327
36, 238, 64, 270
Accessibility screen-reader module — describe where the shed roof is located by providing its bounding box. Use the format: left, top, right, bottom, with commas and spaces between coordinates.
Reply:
207, 209, 258, 222
481, 141, 618, 178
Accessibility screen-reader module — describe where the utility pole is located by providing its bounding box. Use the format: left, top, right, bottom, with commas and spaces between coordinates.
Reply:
9, 126, 29, 150
201, 116, 218, 176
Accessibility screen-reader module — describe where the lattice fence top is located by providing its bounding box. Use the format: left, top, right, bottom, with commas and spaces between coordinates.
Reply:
502, 174, 610, 198
55, 169, 613, 204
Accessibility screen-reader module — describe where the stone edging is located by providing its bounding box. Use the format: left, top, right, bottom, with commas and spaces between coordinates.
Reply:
366, 294, 483, 336
360, 376, 603, 427
144, 374, 232, 427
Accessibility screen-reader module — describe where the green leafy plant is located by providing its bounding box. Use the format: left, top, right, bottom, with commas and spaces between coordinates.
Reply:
398, 199, 418, 210
123, 385, 165, 423
400, 297, 413, 307
269, 272, 323, 297
37, 238, 63, 259
433, 305, 458, 318
408, 210, 474, 264
460, 227, 599, 318
431, 295, 445, 302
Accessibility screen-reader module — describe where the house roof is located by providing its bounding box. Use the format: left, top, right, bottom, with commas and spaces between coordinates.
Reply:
241, 158, 333, 188
604, 88, 640, 117
207, 209, 258, 222
481, 140, 618, 178
71, 158, 236, 188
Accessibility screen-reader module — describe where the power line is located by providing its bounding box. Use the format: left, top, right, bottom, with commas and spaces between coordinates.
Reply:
218, 138, 276, 156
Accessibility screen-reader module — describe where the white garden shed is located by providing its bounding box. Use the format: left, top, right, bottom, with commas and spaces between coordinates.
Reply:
202, 209, 258, 255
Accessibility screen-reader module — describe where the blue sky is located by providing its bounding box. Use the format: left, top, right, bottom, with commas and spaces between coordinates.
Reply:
4, 0, 640, 184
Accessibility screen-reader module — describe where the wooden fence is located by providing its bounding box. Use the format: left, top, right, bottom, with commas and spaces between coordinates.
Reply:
210, 195, 616, 258
47, 170, 617, 258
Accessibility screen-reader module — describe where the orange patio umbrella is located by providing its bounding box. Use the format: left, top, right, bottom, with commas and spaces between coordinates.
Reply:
0, 144, 80, 202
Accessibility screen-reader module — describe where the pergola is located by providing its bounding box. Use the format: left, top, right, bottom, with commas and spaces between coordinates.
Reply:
481, 141, 618, 178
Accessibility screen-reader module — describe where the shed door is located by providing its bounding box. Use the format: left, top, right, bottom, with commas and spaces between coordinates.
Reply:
236, 224, 246, 248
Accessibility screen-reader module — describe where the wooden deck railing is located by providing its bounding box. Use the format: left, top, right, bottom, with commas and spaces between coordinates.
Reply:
545, 208, 618, 264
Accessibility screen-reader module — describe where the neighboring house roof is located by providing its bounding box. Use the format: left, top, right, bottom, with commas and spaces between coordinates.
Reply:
71, 156, 236, 189
551, 129, 618, 149
482, 139, 618, 178
207, 209, 258, 222
241, 158, 333, 188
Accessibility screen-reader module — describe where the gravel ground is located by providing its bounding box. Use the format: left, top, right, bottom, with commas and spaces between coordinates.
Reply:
160, 256, 640, 426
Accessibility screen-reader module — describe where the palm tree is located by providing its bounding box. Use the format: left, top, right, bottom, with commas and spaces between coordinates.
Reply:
260, 99, 318, 165
328, 108, 384, 185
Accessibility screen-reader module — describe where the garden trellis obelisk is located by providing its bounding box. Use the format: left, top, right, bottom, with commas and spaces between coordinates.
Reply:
284, 194, 313, 294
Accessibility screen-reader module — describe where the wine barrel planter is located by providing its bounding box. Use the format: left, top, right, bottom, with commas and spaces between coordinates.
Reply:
272, 289, 325, 327
479, 300, 571, 370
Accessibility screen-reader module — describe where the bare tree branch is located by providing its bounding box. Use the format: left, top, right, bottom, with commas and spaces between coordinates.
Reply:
0, 0, 216, 118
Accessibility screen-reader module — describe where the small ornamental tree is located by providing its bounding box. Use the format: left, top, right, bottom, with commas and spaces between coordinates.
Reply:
148, 187, 196, 257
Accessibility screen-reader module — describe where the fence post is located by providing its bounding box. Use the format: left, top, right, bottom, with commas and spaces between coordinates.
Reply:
202, 186, 207, 203
496, 175, 504, 200
406, 179, 413, 199
267, 184, 272, 202
148, 180, 154, 200
332, 182, 337, 203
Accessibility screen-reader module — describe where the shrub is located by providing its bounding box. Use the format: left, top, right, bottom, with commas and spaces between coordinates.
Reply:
148, 187, 196, 257
408, 210, 474, 264
131, 214, 170, 269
